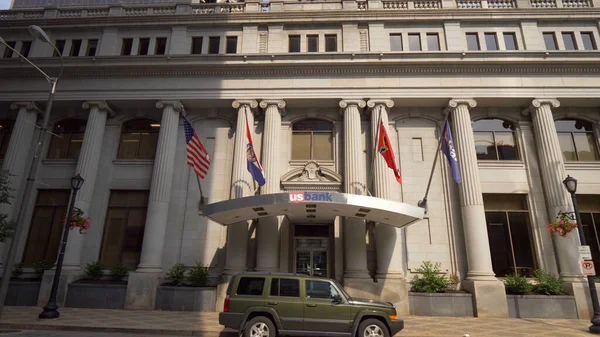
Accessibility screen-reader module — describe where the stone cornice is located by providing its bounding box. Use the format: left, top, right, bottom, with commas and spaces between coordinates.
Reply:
82, 100, 116, 117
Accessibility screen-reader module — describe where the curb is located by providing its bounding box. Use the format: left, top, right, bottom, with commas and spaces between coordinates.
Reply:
0, 323, 236, 336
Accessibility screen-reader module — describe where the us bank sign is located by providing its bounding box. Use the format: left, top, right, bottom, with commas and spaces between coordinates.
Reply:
289, 192, 334, 203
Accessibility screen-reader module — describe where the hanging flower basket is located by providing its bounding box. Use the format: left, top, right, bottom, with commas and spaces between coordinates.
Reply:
547, 211, 578, 238
63, 207, 91, 235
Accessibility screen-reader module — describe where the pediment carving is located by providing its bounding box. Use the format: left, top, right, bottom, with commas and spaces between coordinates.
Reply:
281, 161, 342, 191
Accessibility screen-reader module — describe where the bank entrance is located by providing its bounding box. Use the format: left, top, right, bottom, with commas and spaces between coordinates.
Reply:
293, 224, 332, 278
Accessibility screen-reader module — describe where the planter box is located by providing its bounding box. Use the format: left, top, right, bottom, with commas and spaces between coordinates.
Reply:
507, 294, 577, 319
65, 282, 127, 309
409, 292, 474, 317
5, 280, 41, 306
155, 286, 216, 312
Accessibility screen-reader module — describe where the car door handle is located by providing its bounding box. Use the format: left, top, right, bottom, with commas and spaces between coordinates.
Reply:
306, 304, 317, 307
267, 301, 278, 305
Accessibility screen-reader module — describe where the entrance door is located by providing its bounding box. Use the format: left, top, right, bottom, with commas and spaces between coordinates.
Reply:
295, 237, 328, 277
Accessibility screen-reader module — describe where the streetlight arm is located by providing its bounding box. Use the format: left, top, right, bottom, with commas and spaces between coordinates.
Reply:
0, 39, 53, 82
50, 44, 64, 80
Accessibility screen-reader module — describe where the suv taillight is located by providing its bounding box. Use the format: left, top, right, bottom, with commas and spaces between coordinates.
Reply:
224, 294, 230, 312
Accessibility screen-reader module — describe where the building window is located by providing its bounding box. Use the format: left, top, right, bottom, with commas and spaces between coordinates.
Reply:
22, 190, 70, 266
54, 40, 66, 57
307, 35, 318, 52
117, 119, 160, 160
503, 33, 518, 51
562, 32, 577, 50
408, 33, 421, 51
121, 38, 133, 56
427, 33, 440, 51
581, 32, 597, 50
325, 35, 337, 52
20, 41, 32, 57
191, 37, 203, 54
208, 36, 220, 54
87, 39, 98, 56
485, 33, 498, 51
289, 35, 300, 53
155, 37, 167, 55
390, 34, 402, 52
473, 118, 519, 160
543, 32, 557, 50
226, 36, 238, 54
0, 121, 14, 160
466, 33, 480, 51
47, 119, 86, 160
578, 195, 600, 270
100, 190, 149, 270
555, 119, 600, 161
138, 38, 150, 55
292, 119, 333, 161
2, 41, 15, 58
484, 194, 535, 277
69, 39, 82, 57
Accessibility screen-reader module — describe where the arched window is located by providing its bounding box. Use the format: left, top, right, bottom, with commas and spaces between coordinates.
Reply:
291, 119, 334, 161
472, 118, 519, 160
0, 120, 14, 160
117, 119, 160, 160
47, 119, 86, 159
555, 119, 599, 162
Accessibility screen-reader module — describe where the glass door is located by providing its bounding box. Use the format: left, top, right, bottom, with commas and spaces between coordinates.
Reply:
295, 237, 329, 277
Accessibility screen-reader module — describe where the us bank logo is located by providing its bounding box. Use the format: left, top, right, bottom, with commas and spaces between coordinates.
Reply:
289, 192, 334, 203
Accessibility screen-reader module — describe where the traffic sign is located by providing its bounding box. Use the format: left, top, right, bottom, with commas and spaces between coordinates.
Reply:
582, 260, 596, 276
580, 246, 593, 261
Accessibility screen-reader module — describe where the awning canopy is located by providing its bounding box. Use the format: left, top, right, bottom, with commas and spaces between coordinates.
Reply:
202, 192, 425, 228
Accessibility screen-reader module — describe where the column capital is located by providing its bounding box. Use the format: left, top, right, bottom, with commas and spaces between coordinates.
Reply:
366, 99, 394, 110
232, 100, 259, 110
339, 99, 366, 110
521, 98, 560, 116
448, 99, 477, 110
82, 101, 115, 117
156, 100, 184, 113
259, 99, 287, 116
10, 101, 42, 114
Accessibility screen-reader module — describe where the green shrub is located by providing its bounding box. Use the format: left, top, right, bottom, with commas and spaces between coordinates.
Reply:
12, 262, 24, 279
410, 261, 451, 294
109, 263, 128, 281
32, 260, 55, 279
532, 269, 562, 295
187, 262, 209, 287
85, 261, 105, 280
166, 263, 188, 286
504, 273, 533, 295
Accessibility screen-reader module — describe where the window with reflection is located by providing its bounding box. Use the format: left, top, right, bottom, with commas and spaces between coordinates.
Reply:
47, 119, 86, 159
578, 195, 600, 270
555, 119, 599, 161
0, 120, 14, 160
291, 119, 334, 161
473, 118, 519, 160
117, 119, 160, 160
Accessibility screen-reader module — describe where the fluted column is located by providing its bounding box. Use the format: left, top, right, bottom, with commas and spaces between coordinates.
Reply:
256, 100, 285, 272
137, 101, 182, 272
449, 99, 496, 281
526, 99, 582, 281
62, 101, 114, 270
223, 100, 258, 274
340, 99, 369, 279
367, 100, 404, 279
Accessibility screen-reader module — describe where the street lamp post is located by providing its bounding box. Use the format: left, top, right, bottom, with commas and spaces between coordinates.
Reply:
563, 175, 600, 333
0, 25, 64, 317
39, 174, 84, 319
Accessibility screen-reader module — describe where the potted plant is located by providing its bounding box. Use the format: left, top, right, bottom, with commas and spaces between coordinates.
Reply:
155, 261, 216, 312
64, 207, 91, 235
547, 211, 578, 238
65, 261, 128, 309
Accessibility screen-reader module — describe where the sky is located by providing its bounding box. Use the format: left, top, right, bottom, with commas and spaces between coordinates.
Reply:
0, 0, 11, 9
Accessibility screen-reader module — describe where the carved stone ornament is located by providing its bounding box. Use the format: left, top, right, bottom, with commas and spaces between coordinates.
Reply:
280, 161, 343, 191
259, 99, 287, 116
448, 99, 477, 110
521, 98, 560, 116
156, 100, 184, 113
366, 99, 394, 110
10, 101, 42, 113
82, 100, 116, 117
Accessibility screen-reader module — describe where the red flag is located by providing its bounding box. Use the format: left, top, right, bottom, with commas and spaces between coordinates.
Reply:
377, 120, 402, 184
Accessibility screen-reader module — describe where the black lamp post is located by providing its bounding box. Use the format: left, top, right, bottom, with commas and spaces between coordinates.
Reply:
38, 174, 84, 319
563, 175, 600, 333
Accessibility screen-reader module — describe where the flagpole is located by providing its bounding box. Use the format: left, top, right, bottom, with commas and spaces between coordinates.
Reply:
196, 174, 205, 206
418, 109, 450, 210
367, 107, 383, 197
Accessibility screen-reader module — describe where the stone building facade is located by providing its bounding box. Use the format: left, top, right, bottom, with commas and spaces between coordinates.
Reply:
1, 0, 600, 317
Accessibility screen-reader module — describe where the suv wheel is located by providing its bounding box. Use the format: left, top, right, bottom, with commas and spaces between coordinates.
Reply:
244, 316, 276, 337
358, 318, 389, 337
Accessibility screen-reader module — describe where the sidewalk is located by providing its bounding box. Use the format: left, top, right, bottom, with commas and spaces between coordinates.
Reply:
0, 306, 594, 337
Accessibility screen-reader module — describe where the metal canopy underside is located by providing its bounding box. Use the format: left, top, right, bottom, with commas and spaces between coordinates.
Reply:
202, 192, 425, 228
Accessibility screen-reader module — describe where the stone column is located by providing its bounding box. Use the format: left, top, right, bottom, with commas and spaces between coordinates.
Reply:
256, 100, 285, 272
125, 100, 182, 309
448, 98, 508, 317
339, 99, 372, 296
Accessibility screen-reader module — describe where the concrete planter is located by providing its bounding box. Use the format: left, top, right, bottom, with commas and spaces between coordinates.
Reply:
155, 286, 217, 312
507, 294, 577, 319
5, 280, 41, 306
409, 292, 474, 317
65, 282, 127, 309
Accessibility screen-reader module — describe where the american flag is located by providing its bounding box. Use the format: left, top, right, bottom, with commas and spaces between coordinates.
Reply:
183, 116, 210, 179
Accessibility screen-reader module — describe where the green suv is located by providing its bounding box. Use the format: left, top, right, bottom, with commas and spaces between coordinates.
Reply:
219, 272, 403, 337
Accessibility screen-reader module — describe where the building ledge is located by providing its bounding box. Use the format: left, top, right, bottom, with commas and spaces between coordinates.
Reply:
113, 159, 154, 166
477, 160, 525, 169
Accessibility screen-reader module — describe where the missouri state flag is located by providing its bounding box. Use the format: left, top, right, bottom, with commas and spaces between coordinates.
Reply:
245, 114, 266, 187
441, 120, 461, 184
377, 120, 402, 184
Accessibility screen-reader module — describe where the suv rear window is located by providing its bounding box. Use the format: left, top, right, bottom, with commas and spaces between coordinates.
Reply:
237, 277, 265, 296
270, 278, 300, 297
